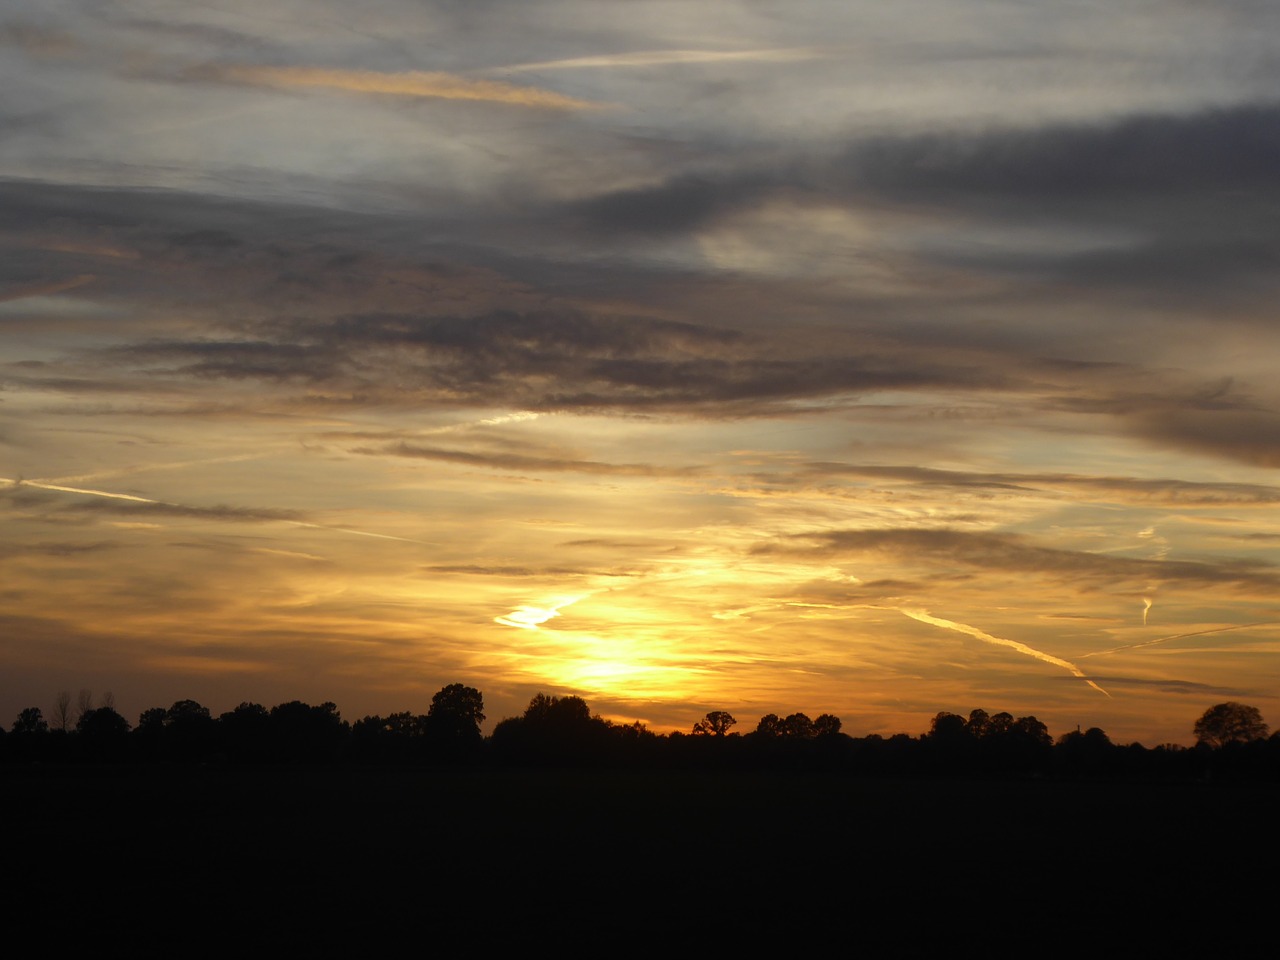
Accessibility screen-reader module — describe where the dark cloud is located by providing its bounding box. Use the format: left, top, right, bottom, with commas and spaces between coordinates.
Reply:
1135, 406, 1280, 470
95, 305, 1027, 413
571, 102, 1280, 228
567, 103, 1280, 303
852, 103, 1280, 200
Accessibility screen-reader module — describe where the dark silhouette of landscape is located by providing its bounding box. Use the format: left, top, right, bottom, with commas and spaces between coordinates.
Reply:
5, 685, 1277, 779
6, 688, 1277, 951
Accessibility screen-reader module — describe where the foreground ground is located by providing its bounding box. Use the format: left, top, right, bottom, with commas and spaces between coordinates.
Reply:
6, 765, 1275, 950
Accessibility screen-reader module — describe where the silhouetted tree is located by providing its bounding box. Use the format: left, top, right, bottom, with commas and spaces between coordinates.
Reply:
1194, 702, 1269, 748
75, 707, 130, 761
490, 693, 611, 765
780, 713, 815, 739
427, 683, 485, 744
927, 712, 969, 742
814, 714, 842, 737
7, 707, 50, 762
692, 711, 737, 736
268, 701, 348, 762
52, 690, 73, 733
12, 707, 49, 736
163, 700, 217, 760
218, 702, 272, 762
1056, 726, 1116, 777
965, 709, 991, 739
987, 712, 1014, 738
755, 714, 782, 737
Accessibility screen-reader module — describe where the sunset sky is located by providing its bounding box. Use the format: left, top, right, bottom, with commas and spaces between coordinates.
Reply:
4, 1, 1280, 744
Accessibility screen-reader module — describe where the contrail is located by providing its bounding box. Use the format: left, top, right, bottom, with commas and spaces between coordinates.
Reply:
285, 521, 431, 545
1142, 596, 1152, 626
901, 607, 1109, 696
5, 478, 158, 503
1, 477, 432, 545
1080, 621, 1278, 659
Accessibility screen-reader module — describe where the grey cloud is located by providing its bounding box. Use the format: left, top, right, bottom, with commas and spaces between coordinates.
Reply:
570, 103, 1280, 229
567, 103, 1280, 303
852, 104, 1280, 201
98, 304, 1027, 413
570, 171, 777, 235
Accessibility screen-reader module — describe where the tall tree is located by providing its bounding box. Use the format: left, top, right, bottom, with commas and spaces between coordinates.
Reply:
427, 684, 485, 741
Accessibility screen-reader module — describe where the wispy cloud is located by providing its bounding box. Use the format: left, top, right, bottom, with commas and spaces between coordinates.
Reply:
361, 442, 695, 477
1079, 622, 1279, 660
758, 528, 1280, 592
0, 275, 96, 303
209, 65, 606, 110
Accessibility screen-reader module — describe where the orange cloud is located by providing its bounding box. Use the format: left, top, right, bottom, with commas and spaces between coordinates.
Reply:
217, 65, 605, 110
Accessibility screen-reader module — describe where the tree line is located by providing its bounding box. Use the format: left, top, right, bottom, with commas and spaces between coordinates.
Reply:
3, 686, 1276, 779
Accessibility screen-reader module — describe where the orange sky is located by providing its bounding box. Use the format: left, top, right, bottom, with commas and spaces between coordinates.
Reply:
4, 1, 1280, 743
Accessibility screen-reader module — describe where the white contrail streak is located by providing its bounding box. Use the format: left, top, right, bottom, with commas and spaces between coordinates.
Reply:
1142, 596, 1152, 626
901, 607, 1109, 696
1079, 622, 1278, 659
8, 479, 158, 502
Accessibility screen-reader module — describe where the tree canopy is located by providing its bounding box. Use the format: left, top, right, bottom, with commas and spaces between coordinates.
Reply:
1193, 702, 1269, 748
692, 711, 736, 736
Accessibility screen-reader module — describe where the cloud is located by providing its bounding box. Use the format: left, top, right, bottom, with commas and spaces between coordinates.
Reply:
566, 102, 1280, 297
1080, 622, 1279, 660
0, 476, 302, 523
0, 22, 77, 57
0, 275, 96, 303
851, 103, 1280, 200
756, 528, 1280, 591
796, 463, 1280, 506
1135, 406, 1280, 469
361, 442, 695, 477
207, 65, 606, 110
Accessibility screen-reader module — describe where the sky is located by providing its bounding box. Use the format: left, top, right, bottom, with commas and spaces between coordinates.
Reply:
4, 1, 1280, 744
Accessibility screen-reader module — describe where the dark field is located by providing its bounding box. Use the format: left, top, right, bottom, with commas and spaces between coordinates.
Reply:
7, 765, 1276, 950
